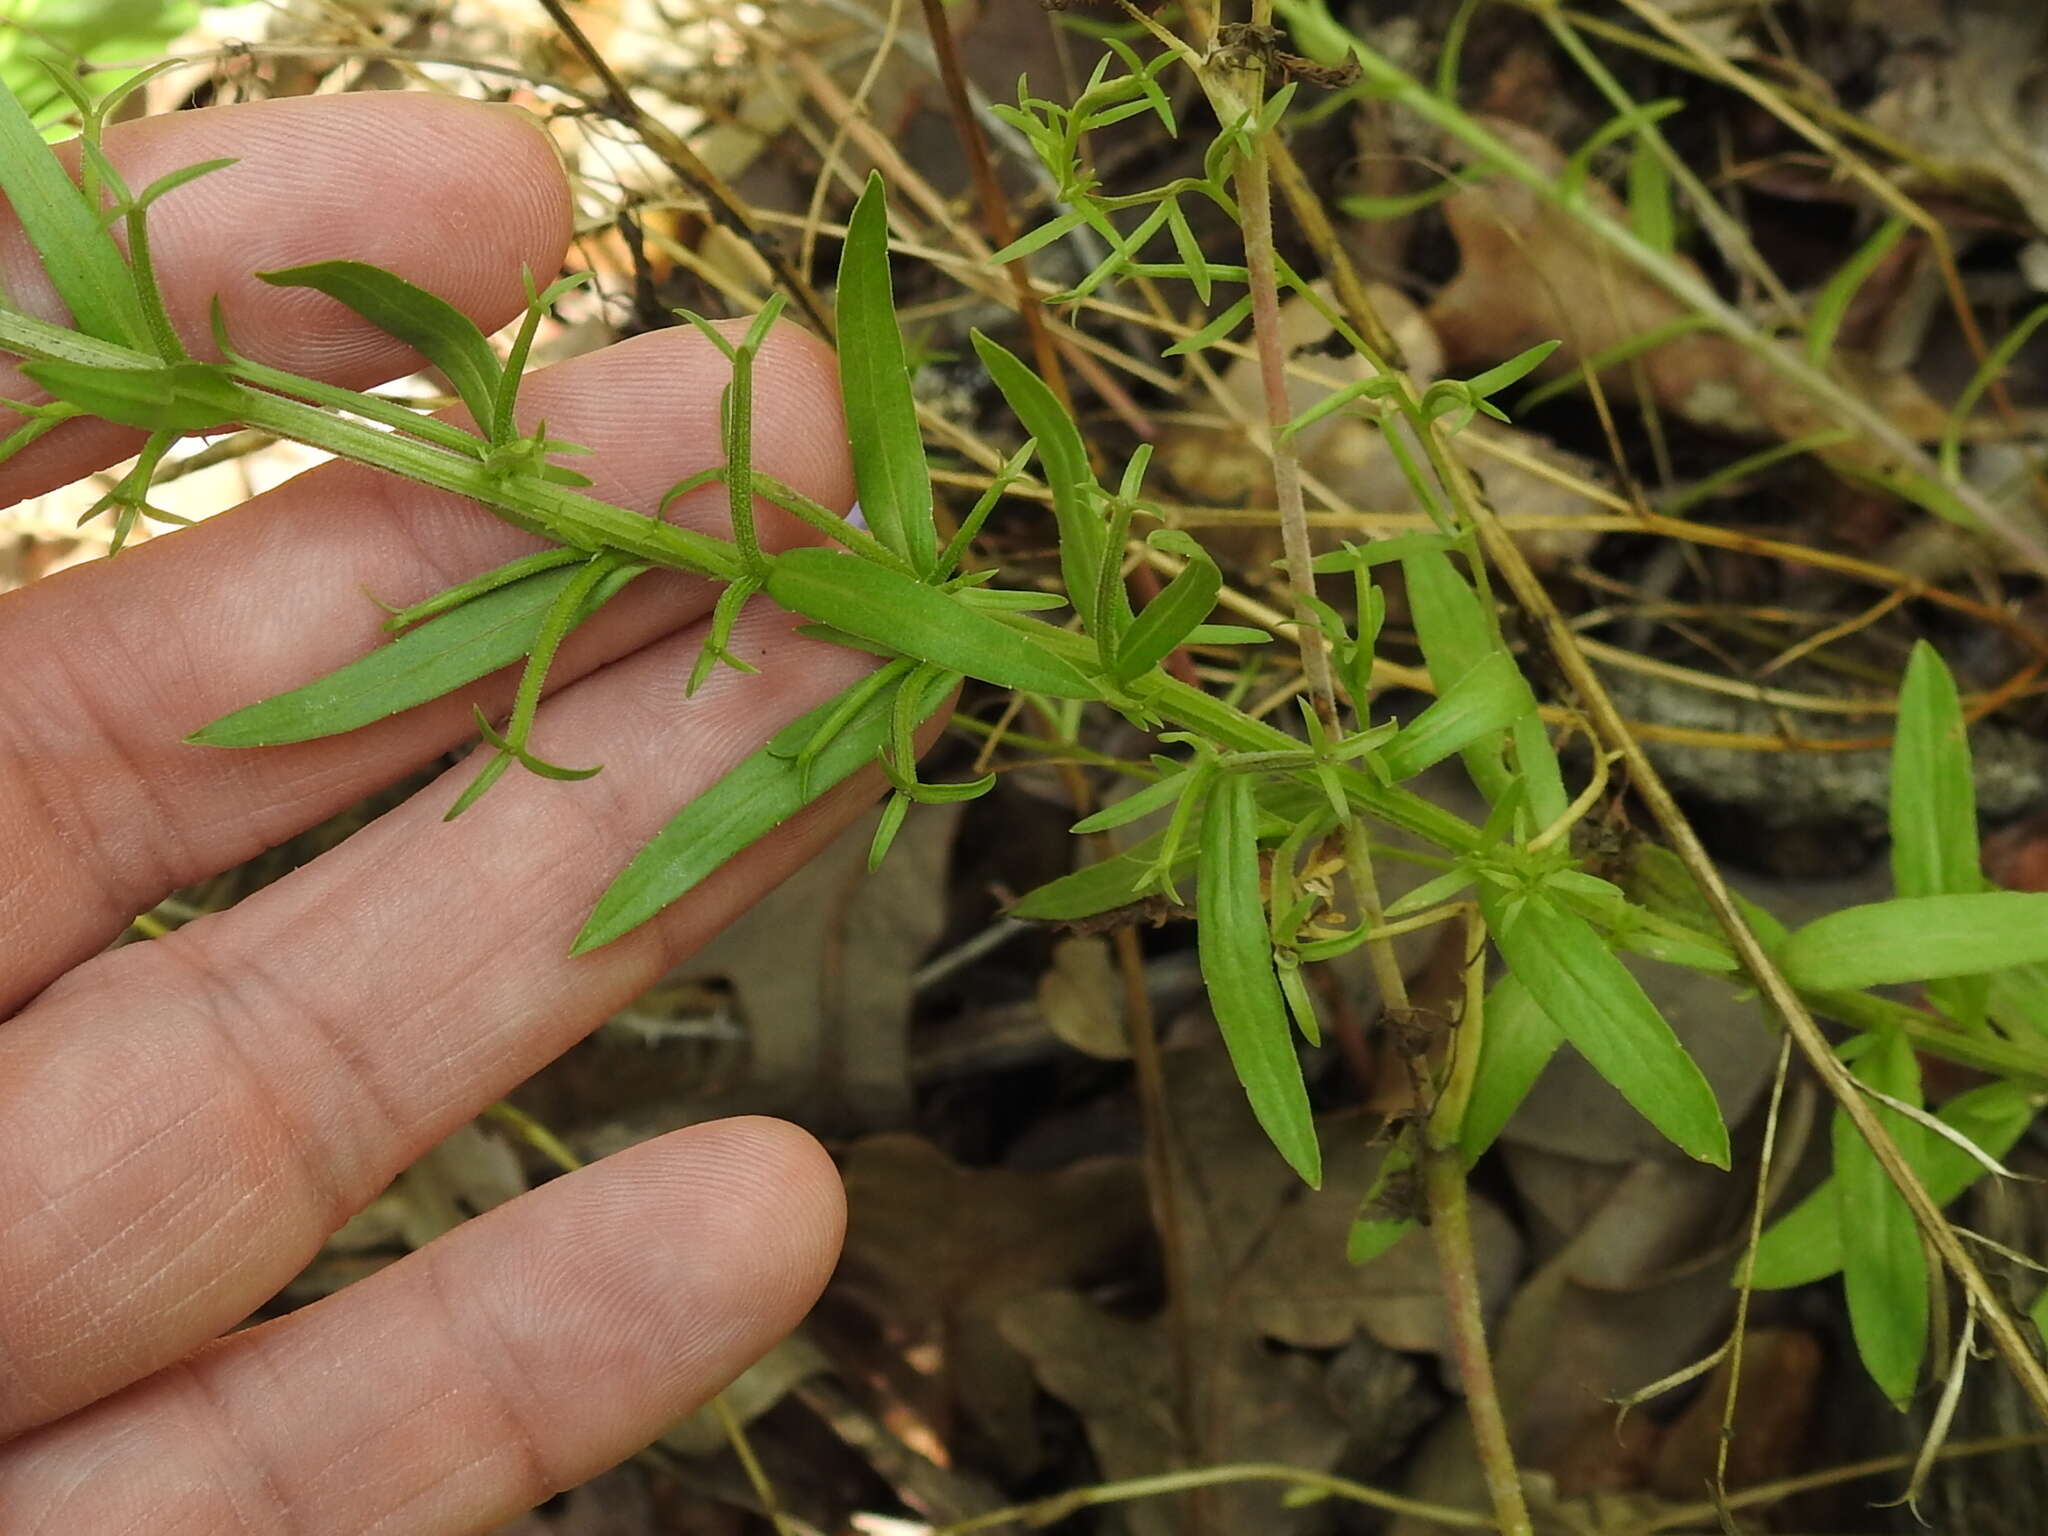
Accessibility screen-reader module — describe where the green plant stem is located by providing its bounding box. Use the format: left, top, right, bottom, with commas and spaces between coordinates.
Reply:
1422, 1142, 1533, 1536
1226, 8, 1339, 731
0, 306, 746, 580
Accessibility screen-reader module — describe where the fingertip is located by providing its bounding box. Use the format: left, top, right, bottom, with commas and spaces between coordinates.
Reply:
628, 1117, 847, 1332
682, 1115, 850, 1275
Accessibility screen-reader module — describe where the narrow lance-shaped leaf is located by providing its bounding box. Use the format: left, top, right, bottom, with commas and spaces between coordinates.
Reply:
575, 666, 955, 953
1377, 650, 1536, 781
1070, 766, 1192, 834
1401, 546, 1514, 804
1749, 1079, 2034, 1289
1807, 216, 1909, 367
23, 358, 250, 434
1890, 641, 1986, 1028
1197, 770, 1322, 1186
0, 71, 152, 349
191, 560, 644, 747
1111, 530, 1219, 683
763, 546, 1094, 699
1892, 643, 1978, 897
1010, 836, 1185, 923
972, 331, 1106, 632
837, 175, 936, 574
1460, 339, 1561, 404
1455, 971, 1566, 1163
258, 260, 502, 431
1781, 892, 2048, 991
1484, 888, 1731, 1168
1015, 779, 1328, 923
1835, 1029, 1929, 1410
1347, 1138, 1418, 1265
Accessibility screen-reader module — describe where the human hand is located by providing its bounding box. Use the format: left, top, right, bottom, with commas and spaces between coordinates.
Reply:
0, 91, 864, 1531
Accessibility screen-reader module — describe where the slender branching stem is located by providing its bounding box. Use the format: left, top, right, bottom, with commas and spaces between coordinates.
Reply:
1224, 5, 1340, 734
1423, 1142, 1534, 1536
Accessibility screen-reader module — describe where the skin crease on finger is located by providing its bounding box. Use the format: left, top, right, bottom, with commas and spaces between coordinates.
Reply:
0, 91, 575, 503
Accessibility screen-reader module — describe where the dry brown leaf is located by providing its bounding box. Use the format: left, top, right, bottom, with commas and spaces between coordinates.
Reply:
994, 1045, 1510, 1534
669, 801, 962, 1132
998, 1289, 1349, 1536
1243, 1129, 1520, 1356
1038, 935, 1131, 1060
1429, 116, 1950, 451
1865, 0, 2048, 239
661, 1334, 830, 1458
837, 1133, 1149, 1473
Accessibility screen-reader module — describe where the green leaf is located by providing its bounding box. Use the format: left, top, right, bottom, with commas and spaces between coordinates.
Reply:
1510, 709, 1569, 827
1338, 177, 1469, 220
988, 206, 1089, 265
1377, 651, 1536, 780
1, 3, 200, 127
1347, 1138, 1418, 1265
1198, 770, 1321, 1186
763, 547, 1094, 698
1400, 547, 1518, 804
1834, 1030, 1928, 1409
0, 69, 151, 347
1401, 546, 1493, 691
1887, 646, 1976, 874
1456, 971, 1566, 1162
191, 560, 643, 747
1460, 340, 1561, 402
1781, 892, 2048, 991
1806, 216, 1909, 367
1627, 136, 1675, 253
124, 157, 237, 216
1310, 533, 1455, 573
1940, 302, 2048, 479
22, 357, 250, 433
1485, 889, 1730, 1167
972, 331, 1107, 634
1111, 541, 1219, 682
1010, 836, 1184, 922
575, 666, 954, 953
1070, 767, 1191, 834
1750, 1080, 2034, 1289
838, 175, 937, 574
1559, 98, 1683, 200
1989, 960, 2048, 1039
1163, 293, 1254, 356
1891, 641, 1986, 1027
257, 259, 502, 431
